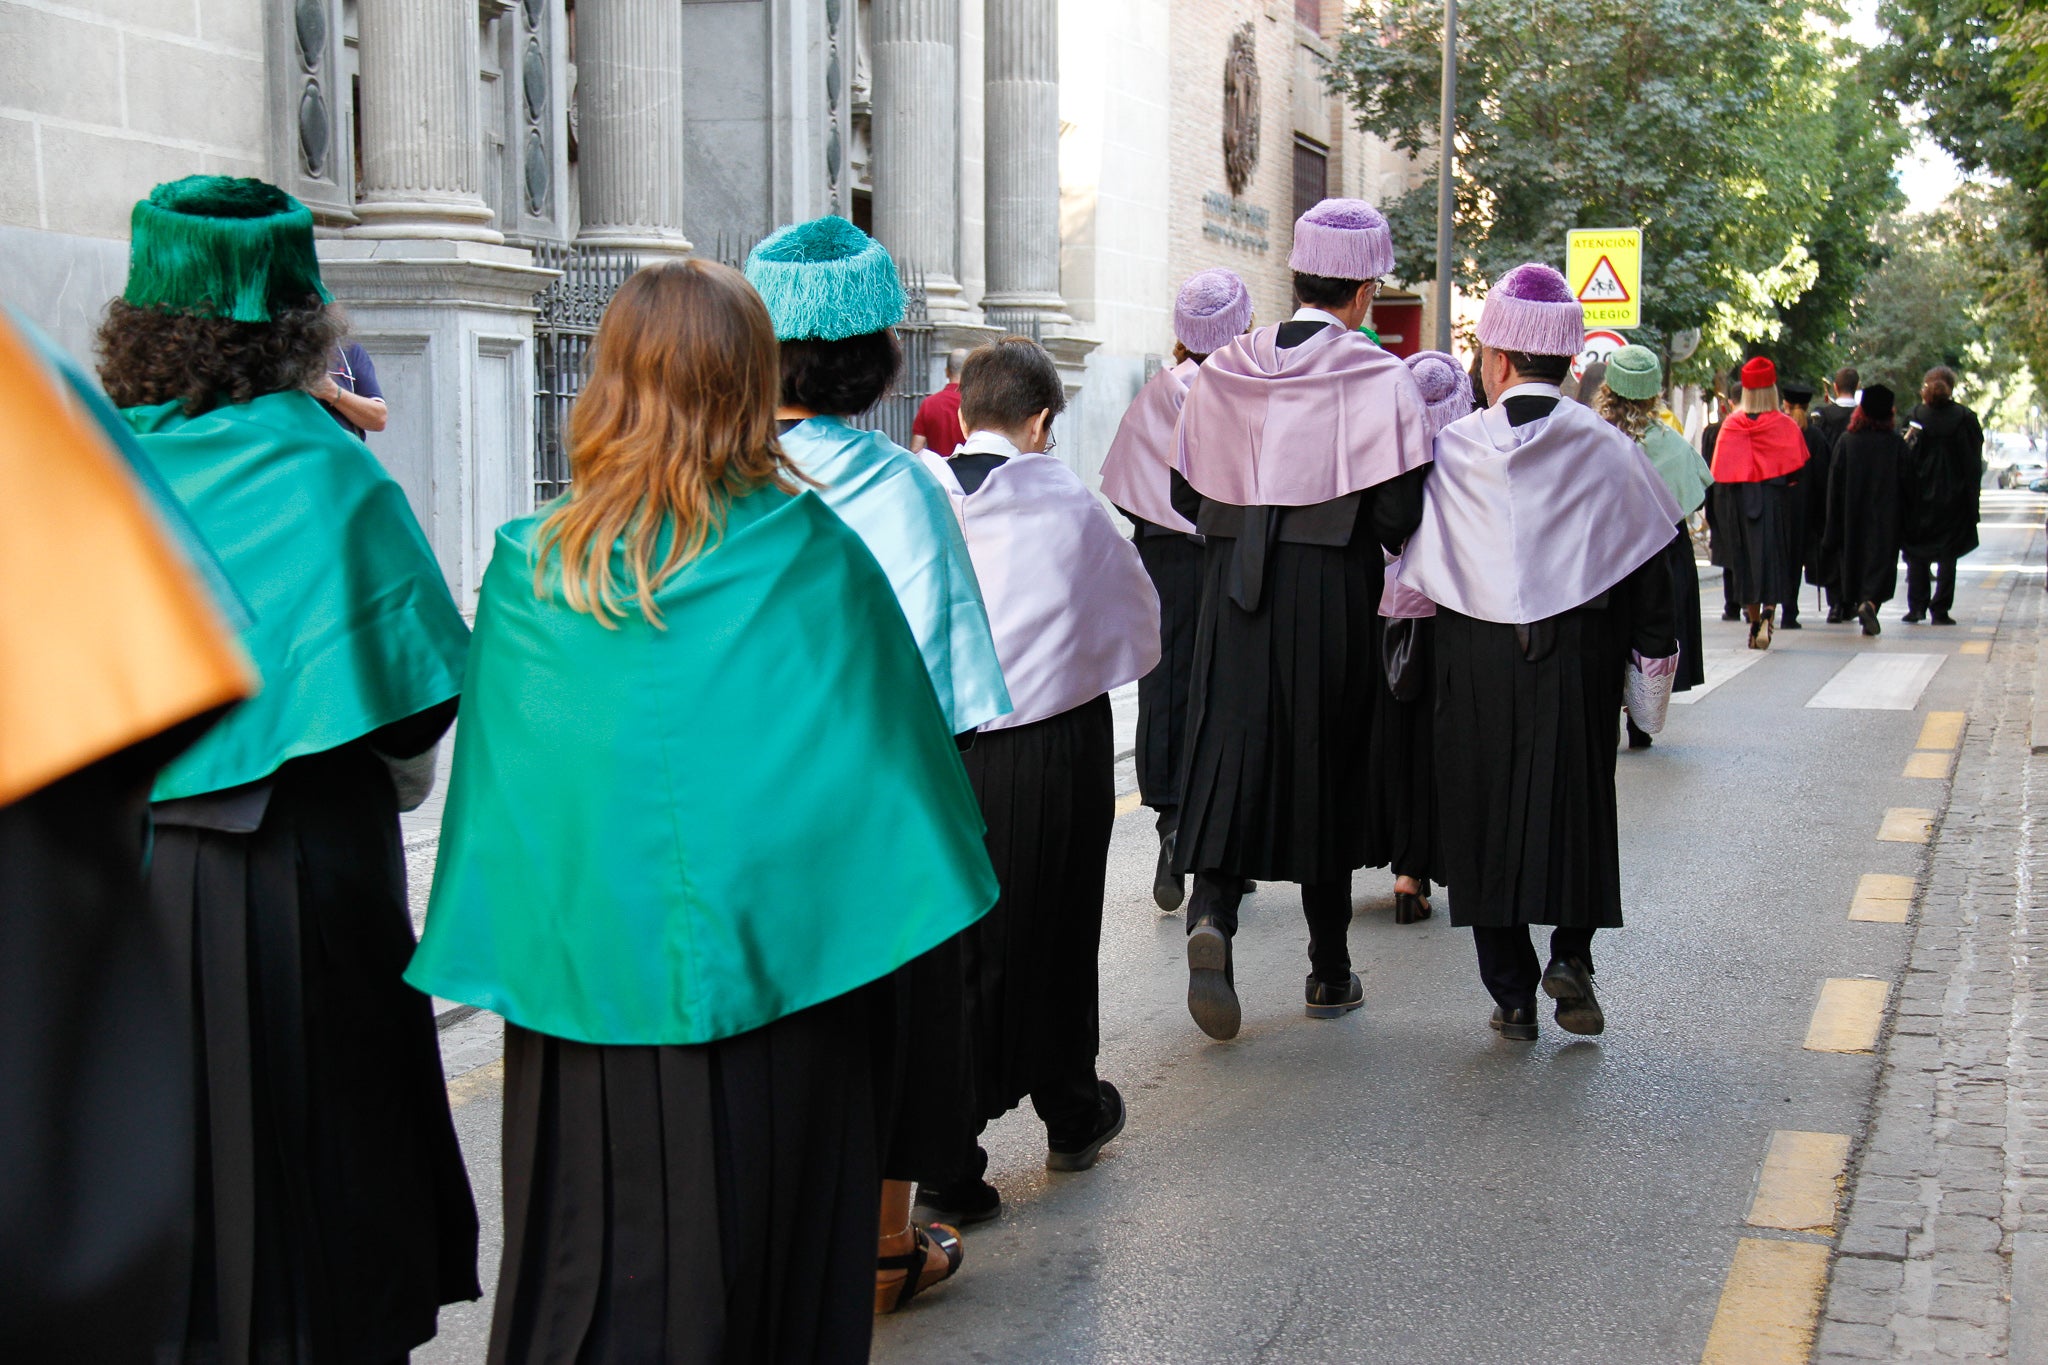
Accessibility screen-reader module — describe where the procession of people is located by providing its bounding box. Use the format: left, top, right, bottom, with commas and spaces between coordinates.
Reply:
1, 172, 1995, 1364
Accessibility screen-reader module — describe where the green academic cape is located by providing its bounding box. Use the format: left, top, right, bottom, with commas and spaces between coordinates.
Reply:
123, 391, 470, 801
1642, 421, 1713, 520
406, 484, 999, 1046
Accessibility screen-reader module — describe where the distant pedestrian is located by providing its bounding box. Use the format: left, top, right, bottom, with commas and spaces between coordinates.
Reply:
313, 333, 388, 439
1823, 384, 1908, 635
1702, 368, 1743, 622
1394, 263, 1680, 1042
918, 335, 1158, 1228
1777, 381, 1820, 629
1709, 357, 1808, 649
1810, 365, 1859, 453
1098, 268, 1253, 913
911, 346, 972, 455
1900, 366, 1985, 625
1801, 371, 1855, 621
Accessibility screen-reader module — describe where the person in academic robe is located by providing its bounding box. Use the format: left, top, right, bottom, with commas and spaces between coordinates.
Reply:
1778, 382, 1819, 628
741, 217, 1012, 1287
1900, 366, 1985, 625
1170, 198, 1435, 1041
917, 336, 1160, 1223
1708, 357, 1808, 649
1596, 345, 1711, 748
1098, 268, 1253, 913
1823, 384, 1908, 634
407, 261, 1002, 1360
1372, 351, 1475, 922
1701, 377, 1743, 623
100, 176, 480, 1364
1395, 264, 1680, 1041
0, 310, 255, 1363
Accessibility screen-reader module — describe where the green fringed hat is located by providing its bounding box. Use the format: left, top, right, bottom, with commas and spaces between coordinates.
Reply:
1604, 344, 1663, 401
744, 215, 905, 342
122, 175, 331, 323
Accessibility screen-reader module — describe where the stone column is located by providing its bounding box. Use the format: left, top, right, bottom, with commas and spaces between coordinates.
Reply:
872, 0, 975, 322
575, 0, 692, 257
350, 0, 500, 241
981, 0, 1068, 327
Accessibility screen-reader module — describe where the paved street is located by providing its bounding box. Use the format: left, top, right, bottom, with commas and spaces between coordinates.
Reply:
416, 493, 2044, 1364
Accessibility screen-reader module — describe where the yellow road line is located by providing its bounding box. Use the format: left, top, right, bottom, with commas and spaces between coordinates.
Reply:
1877, 807, 1935, 843
1916, 711, 1965, 750
1903, 751, 1954, 780
1805, 978, 1890, 1053
1746, 1131, 1852, 1232
1700, 1238, 1833, 1364
447, 1057, 505, 1110
1961, 640, 1991, 657
1984, 570, 2009, 591
1115, 790, 1144, 817
1848, 873, 1916, 923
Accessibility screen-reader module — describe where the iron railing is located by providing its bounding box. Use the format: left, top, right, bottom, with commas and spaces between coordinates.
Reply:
849, 268, 934, 449
530, 242, 634, 504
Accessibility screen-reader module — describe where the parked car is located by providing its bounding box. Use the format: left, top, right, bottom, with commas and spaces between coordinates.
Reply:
1998, 458, 2047, 489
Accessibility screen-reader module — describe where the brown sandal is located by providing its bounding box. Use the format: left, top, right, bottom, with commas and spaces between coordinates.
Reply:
875, 1222, 963, 1314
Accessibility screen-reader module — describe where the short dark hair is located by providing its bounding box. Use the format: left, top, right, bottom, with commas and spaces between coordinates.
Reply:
1498, 348, 1571, 384
959, 335, 1065, 432
778, 329, 901, 416
1292, 272, 1370, 311
1834, 365, 1859, 395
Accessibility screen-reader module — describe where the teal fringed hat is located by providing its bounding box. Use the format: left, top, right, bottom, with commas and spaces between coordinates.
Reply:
122, 176, 331, 323
744, 216, 905, 342
1604, 344, 1663, 401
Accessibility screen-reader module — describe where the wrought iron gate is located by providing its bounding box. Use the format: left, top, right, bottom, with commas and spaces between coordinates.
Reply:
531, 242, 633, 504
850, 269, 934, 449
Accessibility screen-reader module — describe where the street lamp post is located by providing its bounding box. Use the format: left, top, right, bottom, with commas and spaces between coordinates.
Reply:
1434, 0, 1457, 354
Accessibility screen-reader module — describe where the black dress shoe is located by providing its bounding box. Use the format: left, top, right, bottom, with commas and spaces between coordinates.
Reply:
1721, 606, 1742, 622
1046, 1081, 1126, 1172
1625, 717, 1653, 750
1902, 611, 1924, 624
1930, 612, 1957, 626
1489, 1005, 1539, 1041
1781, 616, 1802, 630
1858, 601, 1881, 636
1825, 607, 1845, 624
1540, 956, 1606, 1036
1186, 919, 1240, 1040
1152, 833, 1185, 913
915, 1176, 1002, 1226
1304, 972, 1364, 1019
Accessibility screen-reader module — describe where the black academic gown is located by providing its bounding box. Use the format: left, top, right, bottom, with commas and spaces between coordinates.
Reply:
1433, 394, 1679, 930
1169, 319, 1429, 885
1826, 426, 1908, 607
1902, 400, 1985, 563
1119, 514, 1203, 825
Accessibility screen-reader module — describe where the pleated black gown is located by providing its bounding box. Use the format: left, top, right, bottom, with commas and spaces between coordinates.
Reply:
1712, 478, 1802, 607
149, 717, 480, 1365
1129, 522, 1203, 818
1664, 526, 1705, 691
1367, 614, 1435, 878
1434, 556, 1677, 930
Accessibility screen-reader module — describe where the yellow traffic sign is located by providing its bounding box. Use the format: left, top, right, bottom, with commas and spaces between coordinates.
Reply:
1567, 228, 1642, 330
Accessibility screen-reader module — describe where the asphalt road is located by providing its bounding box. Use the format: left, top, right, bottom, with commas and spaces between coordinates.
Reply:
416, 491, 2044, 1365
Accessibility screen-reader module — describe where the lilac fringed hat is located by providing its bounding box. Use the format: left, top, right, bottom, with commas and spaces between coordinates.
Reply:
1405, 350, 1474, 437
1174, 269, 1254, 356
1476, 263, 1584, 357
1288, 198, 1396, 281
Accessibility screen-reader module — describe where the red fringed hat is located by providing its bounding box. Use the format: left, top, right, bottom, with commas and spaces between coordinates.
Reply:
1740, 357, 1777, 390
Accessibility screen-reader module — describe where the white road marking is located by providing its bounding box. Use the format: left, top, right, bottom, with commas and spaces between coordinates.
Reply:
1805, 653, 1946, 710
1671, 648, 1768, 705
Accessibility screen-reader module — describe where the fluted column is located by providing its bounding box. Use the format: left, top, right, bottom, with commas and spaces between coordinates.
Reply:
350, 0, 500, 241
872, 0, 973, 321
574, 0, 692, 256
982, 0, 1067, 325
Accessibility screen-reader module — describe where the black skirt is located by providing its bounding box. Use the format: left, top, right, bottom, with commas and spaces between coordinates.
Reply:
1432, 604, 1630, 930
489, 990, 882, 1365
148, 743, 480, 1365
1174, 535, 1383, 883
959, 694, 1114, 1129
1367, 614, 1435, 880
873, 930, 976, 1188
1665, 527, 1705, 692
1132, 527, 1204, 813
1713, 480, 1801, 606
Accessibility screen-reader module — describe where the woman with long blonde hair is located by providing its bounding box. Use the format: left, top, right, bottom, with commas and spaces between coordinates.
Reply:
408, 259, 998, 1362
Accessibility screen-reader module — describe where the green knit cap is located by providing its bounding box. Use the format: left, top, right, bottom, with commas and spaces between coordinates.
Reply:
1605, 344, 1663, 401
122, 175, 331, 323
744, 216, 905, 342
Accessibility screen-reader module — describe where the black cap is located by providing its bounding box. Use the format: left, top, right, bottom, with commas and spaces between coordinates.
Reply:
1860, 384, 1895, 422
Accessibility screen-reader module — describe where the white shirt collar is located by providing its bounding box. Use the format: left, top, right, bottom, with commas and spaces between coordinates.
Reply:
1833, 393, 1858, 407
958, 429, 1024, 458
1496, 381, 1563, 404
1290, 306, 1347, 330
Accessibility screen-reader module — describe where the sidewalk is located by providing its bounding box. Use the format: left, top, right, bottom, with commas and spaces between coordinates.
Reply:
1816, 577, 2048, 1362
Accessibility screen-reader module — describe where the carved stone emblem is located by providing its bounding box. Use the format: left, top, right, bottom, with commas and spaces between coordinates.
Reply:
1222, 22, 1261, 198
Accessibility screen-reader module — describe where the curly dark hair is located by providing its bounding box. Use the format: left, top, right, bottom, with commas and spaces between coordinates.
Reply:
778, 329, 902, 417
96, 297, 341, 417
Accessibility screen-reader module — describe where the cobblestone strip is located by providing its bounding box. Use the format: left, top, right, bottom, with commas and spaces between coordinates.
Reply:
1816, 582, 2039, 1362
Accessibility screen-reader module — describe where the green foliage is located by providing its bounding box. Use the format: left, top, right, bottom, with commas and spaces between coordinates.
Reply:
1328, 0, 1902, 384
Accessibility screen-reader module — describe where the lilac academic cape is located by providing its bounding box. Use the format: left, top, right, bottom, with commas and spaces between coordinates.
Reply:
1098, 359, 1199, 533
1395, 397, 1682, 625
922, 440, 1161, 731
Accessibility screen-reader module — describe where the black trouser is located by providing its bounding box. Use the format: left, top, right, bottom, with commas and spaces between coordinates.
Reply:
1188, 870, 1352, 983
1905, 556, 1956, 617
1155, 806, 1179, 841
1471, 926, 1597, 1012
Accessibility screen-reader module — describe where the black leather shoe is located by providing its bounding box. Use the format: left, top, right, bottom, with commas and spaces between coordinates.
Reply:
1046, 1081, 1126, 1172
1152, 833, 1185, 913
915, 1177, 1002, 1226
1781, 614, 1802, 629
1186, 920, 1240, 1040
1490, 1006, 1539, 1041
1902, 611, 1925, 624
1625, 717, 1653, 750
1541, 956, 1606, 1036
1305, 972, 1364, 1019
1931, 612, 1957, 626
1826, 607, 1845, 624
1721, 606, 1742, 622
1858, 601, 1881, 636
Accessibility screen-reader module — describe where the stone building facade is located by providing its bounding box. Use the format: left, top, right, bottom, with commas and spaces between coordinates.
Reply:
1, 0, 1430, 604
